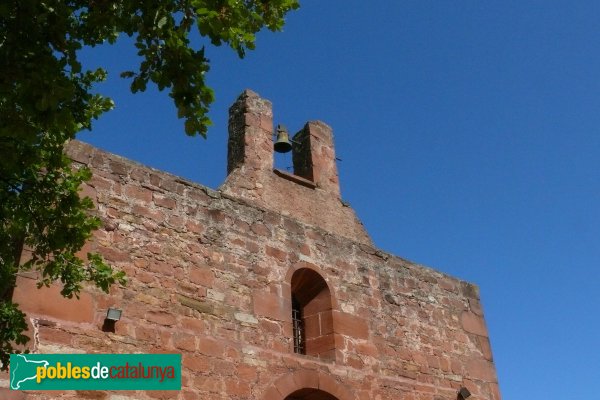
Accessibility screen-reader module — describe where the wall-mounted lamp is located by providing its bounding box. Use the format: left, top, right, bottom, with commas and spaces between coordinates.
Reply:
106, 308, 122, 321
102, 308, 122, 333
458, 387, 471, 400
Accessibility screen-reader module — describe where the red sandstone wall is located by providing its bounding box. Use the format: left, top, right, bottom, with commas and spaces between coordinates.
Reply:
2, 138, 500, 400
3, 91, 500, 400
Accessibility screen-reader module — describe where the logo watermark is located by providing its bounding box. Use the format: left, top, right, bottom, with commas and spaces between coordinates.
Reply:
10, 354, 181, 390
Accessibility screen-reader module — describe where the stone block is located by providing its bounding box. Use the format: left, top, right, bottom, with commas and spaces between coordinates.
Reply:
461, 311, 489, 337
253, 291, 291, 322
12, 276, 94, 324
333, 310, 369, 340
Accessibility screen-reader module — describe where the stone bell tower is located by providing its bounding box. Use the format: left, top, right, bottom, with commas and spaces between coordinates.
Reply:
221, 89, 371, 245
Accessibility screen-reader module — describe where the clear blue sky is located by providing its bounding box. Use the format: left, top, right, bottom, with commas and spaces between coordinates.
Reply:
78, 2, 600, 398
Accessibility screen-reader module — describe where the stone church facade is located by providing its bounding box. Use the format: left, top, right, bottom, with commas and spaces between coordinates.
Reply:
3, 90, 500, 399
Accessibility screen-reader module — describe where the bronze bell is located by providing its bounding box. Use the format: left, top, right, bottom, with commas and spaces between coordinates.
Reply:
274, 124, 293, 153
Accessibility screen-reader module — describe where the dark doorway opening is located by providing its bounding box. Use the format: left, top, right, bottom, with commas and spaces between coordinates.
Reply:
285, 388, 339, 400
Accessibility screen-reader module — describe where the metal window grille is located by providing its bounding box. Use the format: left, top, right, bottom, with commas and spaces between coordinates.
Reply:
292, 296, 305, 354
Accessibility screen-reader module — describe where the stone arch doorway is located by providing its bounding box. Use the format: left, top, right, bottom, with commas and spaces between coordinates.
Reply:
285, 388, 339, 400
261, 370, 355, 400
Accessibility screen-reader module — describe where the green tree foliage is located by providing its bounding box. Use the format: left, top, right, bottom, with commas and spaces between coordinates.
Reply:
0, 0, 299, 369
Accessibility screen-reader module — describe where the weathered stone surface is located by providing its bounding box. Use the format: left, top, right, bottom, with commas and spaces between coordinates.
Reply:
461, 311, 489, 337
13, 276, 94, 324
178, 295, 214, 315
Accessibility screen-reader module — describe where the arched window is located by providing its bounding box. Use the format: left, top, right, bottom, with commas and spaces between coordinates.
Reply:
290, 268, 335, 360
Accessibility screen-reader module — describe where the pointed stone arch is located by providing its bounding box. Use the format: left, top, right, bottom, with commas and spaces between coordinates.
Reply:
261, 370, 355, 400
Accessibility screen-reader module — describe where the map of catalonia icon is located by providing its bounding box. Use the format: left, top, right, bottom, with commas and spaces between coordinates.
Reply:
10, 354, 49, 390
